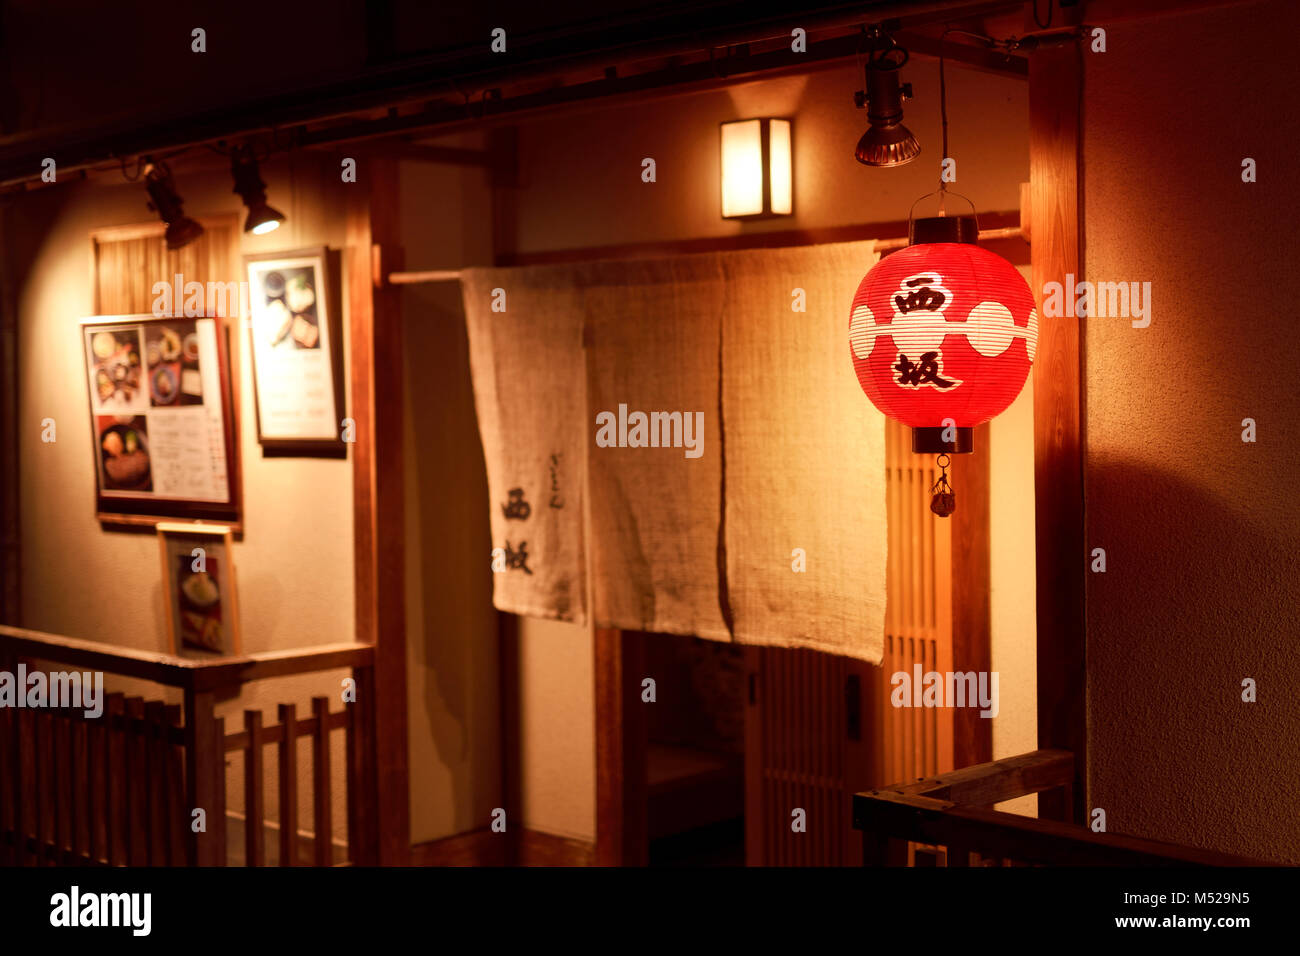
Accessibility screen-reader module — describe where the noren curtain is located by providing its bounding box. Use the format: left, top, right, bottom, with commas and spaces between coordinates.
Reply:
462, 239, 886, 663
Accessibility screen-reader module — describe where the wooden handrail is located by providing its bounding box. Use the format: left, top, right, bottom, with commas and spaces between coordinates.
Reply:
1, 623, 380, 867
0, 624, 374, 691
896, 749, 1075, 805
855, 749, 1272, 867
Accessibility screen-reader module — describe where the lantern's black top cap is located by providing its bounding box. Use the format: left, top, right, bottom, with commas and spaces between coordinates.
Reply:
910, 215, 979, 245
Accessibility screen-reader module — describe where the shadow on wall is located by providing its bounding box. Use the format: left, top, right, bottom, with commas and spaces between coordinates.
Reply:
403, 282, 501, 836
1084, 456, 1300, 864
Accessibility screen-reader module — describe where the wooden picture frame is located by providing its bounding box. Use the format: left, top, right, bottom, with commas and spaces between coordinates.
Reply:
157, 521, 242, 658
81, 313, 242, 528
244, 246, 346, 457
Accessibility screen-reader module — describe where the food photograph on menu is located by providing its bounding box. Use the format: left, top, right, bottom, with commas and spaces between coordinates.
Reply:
156, 521, 241, 658
245, 248, 343, 450
81, 315, 238, 521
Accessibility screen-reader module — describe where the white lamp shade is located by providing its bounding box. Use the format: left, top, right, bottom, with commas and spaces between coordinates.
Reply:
721, 118, 792, 219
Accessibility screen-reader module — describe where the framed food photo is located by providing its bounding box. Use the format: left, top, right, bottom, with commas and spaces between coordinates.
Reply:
81, 314, 241, 527
244, 247, 346, 455
157, 522, 242, 658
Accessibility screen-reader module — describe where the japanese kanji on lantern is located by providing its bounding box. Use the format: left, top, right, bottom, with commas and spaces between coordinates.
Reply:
848, 209, 1037, 516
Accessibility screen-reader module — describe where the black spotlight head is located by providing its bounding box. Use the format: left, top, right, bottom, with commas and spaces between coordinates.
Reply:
143, 160, 205, 250
231, 146, 285, 235
854, 44, 920, 167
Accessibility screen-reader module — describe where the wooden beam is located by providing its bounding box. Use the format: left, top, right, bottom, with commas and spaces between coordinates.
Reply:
1028, 18, 1086, 824
894, 30, 1028, 77
347, 158, 411, 864
501, 212, 1026, 268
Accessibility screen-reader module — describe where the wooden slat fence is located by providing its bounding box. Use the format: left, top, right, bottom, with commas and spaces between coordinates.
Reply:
0, 627, 376, 867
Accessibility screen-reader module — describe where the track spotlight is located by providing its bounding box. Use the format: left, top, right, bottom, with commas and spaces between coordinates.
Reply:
143, 160, 205, 250
231, 145, 286, 236
853, 32, 920, 167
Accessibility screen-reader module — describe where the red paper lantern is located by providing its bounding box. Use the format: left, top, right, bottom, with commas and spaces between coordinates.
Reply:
849, 235, 1037, 454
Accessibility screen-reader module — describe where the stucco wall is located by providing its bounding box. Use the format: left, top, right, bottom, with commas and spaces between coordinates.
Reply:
1082, 0, 1300, 861
9, 153, 355, 841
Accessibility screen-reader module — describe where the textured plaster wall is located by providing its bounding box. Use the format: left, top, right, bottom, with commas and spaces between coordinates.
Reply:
9, 153, 355, 841
1082, 0, 1300, 861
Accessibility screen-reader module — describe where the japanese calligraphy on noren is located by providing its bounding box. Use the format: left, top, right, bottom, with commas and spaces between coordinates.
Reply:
502, 540, 533, 575
501, 487, 531, 520
548, 452, 564, 509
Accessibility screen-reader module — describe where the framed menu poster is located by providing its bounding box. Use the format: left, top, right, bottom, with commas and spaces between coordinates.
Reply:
245, 247, 345, 455
157, 522, 242, 658
81, 314, 241, 526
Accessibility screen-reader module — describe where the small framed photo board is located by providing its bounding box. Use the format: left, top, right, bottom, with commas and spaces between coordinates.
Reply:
244, 247, 346, 456
81, 314, 242, 527
157, 522, 242, 658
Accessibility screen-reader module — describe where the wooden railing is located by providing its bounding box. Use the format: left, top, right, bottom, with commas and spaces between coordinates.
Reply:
854, 749, 1269, 866
0, 624, 376, 867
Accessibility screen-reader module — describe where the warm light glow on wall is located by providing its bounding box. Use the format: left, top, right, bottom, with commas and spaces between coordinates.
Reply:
720, 118, 792, 219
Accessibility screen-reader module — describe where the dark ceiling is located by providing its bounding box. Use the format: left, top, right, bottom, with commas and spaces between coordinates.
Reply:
0, 0, 1025, 187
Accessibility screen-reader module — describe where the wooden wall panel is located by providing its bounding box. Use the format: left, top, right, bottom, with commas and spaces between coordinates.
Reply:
91, 218, 237, 315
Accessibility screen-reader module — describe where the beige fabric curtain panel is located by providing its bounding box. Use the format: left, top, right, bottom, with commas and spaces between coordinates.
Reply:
461, 266, 589, 623
462, 239, 887, 663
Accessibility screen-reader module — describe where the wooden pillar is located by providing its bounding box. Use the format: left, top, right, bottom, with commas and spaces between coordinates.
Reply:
950, 424, 992, 769
347, 158, 410, 864
594, 628, 647, 866
346, 663, 379, 865
0, 207, 18, 627
498, 613, 522, 864
183, 687, 221, 866
1028, 22, 1087, 824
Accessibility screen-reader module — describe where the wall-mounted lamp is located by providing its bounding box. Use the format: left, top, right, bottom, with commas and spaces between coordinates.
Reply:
231, 145, 286, 235
854, 32, 920, 167
720, 118, 792, 219
142, 159, 205, 250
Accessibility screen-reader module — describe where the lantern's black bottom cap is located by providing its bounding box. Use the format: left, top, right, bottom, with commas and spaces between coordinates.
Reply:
912, 426, 973, 454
